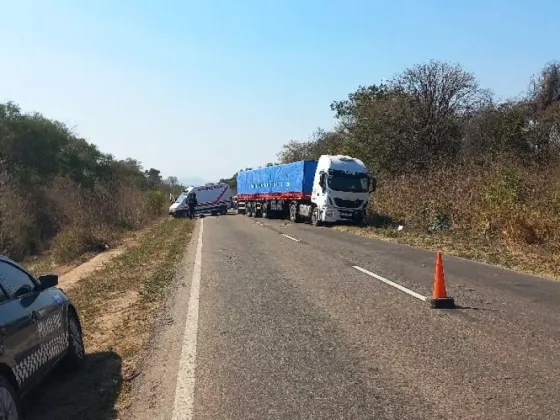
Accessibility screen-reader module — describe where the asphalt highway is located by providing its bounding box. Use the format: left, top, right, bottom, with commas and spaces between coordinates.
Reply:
130, 214, 560, 420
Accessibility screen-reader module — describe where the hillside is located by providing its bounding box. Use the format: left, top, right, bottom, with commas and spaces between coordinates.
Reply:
0, 102, 184, 263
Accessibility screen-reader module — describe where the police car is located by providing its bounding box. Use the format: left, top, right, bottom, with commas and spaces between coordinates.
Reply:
0, 256, 85, 419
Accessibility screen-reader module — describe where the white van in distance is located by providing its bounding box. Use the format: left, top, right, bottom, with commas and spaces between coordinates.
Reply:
169, 183, 233, 217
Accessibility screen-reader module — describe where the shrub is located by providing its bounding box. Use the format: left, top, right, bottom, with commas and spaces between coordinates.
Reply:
50, 225, 110, 264
372, 159, 560, 249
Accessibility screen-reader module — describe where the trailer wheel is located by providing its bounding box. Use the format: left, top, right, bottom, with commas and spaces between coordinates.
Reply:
311, 207, 321, 226
262, 202, 270, 219
289, 203, 300, 223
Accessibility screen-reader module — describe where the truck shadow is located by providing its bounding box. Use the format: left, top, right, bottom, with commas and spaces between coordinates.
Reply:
23, 351, 122, 420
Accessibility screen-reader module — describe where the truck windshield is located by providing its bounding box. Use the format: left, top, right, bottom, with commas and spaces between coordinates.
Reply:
328, 175, 369, 192
175, 192, 188, 203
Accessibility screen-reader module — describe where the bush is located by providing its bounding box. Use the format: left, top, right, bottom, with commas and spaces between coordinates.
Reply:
50, 225, 110, 264
146, 190, 166, 217
372, 159, 560, 249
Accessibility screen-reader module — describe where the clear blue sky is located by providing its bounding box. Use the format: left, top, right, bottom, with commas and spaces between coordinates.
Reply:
0, 0, 557, 182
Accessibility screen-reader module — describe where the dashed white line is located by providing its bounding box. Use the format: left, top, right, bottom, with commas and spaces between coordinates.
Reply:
281, 233, 300, 242
352, 265, 427, 302
171, 218, 204, 420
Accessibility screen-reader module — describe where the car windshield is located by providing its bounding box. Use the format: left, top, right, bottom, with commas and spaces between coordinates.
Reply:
328, 175, 368, 192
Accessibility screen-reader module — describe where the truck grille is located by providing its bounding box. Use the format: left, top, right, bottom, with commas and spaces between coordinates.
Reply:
334, 198, 363, 209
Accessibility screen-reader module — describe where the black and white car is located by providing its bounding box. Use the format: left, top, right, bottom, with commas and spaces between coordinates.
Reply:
0, 255, 85, 419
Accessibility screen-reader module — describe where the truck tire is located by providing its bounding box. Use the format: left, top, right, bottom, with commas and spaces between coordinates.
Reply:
353, 212, 366, 226
0, 375, 20, 420
220, 206, 227, 215
311, 207, 321, 226
246, 203, 254, 217
289, 203, 301, 223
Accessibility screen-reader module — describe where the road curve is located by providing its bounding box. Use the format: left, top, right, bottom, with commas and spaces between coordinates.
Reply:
129, 214, 560, 420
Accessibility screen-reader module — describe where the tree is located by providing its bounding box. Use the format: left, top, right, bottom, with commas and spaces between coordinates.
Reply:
144, 168, 162, 188
164, 176, 179, 188
219, 173, 237, 194
530, 61, 560, 113
326, 61, 490, 174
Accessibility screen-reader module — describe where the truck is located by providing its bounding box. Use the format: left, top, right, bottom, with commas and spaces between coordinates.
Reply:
236, 155, 375, 225
169, 182, 233, 217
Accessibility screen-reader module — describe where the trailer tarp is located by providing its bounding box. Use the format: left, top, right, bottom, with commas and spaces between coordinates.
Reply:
237, 160, 318, 196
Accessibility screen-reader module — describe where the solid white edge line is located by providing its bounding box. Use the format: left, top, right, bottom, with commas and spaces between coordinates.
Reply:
281, 233, 300, 242
171, 218, 204, 420
352, 265, 428, 302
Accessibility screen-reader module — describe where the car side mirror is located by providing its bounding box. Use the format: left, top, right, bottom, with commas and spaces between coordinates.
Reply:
38, 274, 58, 290
369, 178, 377, 193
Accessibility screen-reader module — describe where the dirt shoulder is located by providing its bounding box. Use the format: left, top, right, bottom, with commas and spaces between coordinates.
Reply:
24, 217, 195, 420
333, 224, 560, 281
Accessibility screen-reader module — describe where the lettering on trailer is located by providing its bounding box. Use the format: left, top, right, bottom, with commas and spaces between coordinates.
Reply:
250, 181, 291, 189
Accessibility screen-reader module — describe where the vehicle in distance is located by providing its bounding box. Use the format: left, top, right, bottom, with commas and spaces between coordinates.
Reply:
169, 182, 233, 218
0, 255, 85, 420
236, 155, 376, 225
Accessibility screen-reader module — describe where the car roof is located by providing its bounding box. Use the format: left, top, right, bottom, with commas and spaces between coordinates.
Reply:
0, 255, 24, 268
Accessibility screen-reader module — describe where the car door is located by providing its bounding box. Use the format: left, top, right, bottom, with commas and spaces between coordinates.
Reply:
0, 261, 41, 391
24, 279, 67, 372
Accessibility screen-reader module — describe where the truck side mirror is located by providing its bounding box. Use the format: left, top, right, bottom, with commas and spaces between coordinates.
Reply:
319, 173, 326, 191
369, 177, 377, 193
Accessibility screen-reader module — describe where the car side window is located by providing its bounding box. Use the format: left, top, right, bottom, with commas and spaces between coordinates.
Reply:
0, 286, 8, 305
0, 261, 36, 298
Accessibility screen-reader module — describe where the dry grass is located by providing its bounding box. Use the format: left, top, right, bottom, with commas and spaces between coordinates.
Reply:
337, 160, 560, 280
24, 217, 195, 420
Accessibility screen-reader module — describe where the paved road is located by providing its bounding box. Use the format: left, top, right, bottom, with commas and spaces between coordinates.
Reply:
128, 214, 560, 420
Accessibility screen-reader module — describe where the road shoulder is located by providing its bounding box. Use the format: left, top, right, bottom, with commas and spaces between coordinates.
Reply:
124, 219, 201, 420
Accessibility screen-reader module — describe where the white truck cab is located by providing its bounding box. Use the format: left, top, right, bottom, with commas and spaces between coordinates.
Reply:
311, 155, 375, 224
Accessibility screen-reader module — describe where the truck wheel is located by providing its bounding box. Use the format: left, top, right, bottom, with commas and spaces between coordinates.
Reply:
220, 206, 227, 215
0, 375, 20, 420
247, 203, 254, 217
289, 203, 300, 223
311, 207, 321, 226
354, 212, 366, 226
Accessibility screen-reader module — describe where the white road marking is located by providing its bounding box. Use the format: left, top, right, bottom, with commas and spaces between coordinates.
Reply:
281, 233, 300, 242
352, 265, 428, 302
171, 218, 204, 420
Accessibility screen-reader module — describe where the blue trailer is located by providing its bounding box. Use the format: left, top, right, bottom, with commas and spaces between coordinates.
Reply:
236, 160, 317, 219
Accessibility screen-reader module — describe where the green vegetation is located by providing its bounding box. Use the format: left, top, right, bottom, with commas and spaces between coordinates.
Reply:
0, 102, 184, 262
223, 60, 560, 278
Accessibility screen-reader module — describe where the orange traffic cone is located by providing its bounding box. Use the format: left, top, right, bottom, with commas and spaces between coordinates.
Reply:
430, 251, 455, 309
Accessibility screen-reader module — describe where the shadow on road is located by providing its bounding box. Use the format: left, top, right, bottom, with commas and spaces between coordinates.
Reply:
23, 351, 122, 420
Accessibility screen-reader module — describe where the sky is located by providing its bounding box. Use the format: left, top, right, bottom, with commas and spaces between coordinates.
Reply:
0, 0, 558, 183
